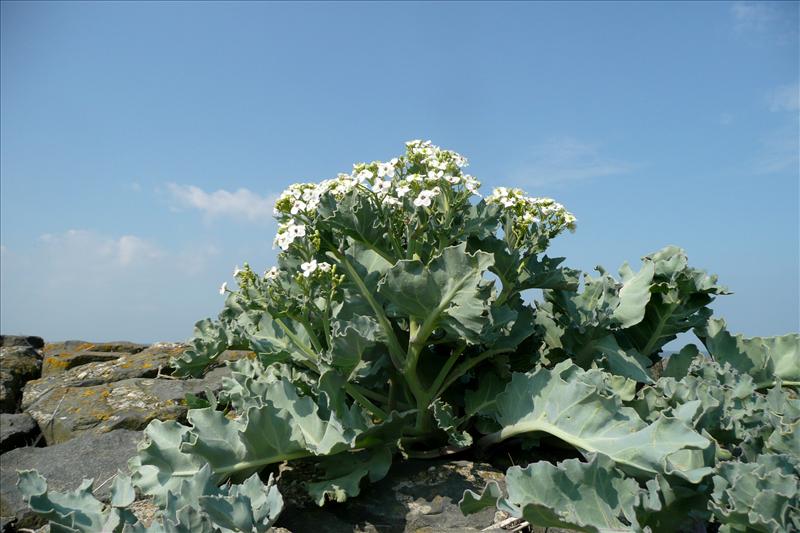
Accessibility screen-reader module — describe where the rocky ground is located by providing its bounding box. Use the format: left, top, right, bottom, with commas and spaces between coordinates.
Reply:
0, 335, 563, 533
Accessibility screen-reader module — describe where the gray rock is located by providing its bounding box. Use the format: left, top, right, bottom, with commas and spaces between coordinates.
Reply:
42, 340, 149, 356
40, 340, 150, 377
21, 344, 189, 411
276, 458, 504, 533
0, 429, 142, 530
0, 345, 42, 413
25, 367, 230, 445
41, 350, 129, 376
0, 336, 44, 350
0, 413, 39, 453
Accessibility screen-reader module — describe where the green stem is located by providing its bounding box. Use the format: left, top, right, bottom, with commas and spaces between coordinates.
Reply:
274, 317, 319, 369
344, 383, 388, 420
348, 382, 390, 405
429, 344, 465, 397
326, 244, 406, 370
173, 450, 313, 478
437, 348, 511, 396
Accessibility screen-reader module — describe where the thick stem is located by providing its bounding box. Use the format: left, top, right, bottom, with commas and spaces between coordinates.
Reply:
327, 245, 406, 370
436, 348, 512, 396
344, 383, 388, 421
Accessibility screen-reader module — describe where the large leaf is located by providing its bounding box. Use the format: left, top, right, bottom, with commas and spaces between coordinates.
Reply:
468, 235, 579, 294
431, 399, 473, 447
317, 191, 393, 259
18, 470, 137, 532
461, 455, 643, 533
710, 453, 800, 533
306, 447, 393, 505
697, 317, 800, 388
618, 246, 728, 359
171, 318, 233, 377
479, 362, 711, 480
378, 242, 494, 344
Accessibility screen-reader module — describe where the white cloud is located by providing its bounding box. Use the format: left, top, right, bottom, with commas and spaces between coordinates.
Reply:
513, 137, 633, 186
731, 2, 798, 43
752, 128, 799, 174
719, 112, 734, 126
731, 1, 778, 33
0, 229, 236, 343
767, 82, 800, 112
167, 183, 277, 223
38, 230, 162, 268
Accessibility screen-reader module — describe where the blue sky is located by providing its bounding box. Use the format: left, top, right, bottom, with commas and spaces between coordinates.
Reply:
1, 1, 798, 344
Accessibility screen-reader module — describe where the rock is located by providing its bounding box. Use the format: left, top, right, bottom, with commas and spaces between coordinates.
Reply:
0, 429, 142, 531
26, 368, 230, 445
276, 458, 504, 533
0, 336, 44, 350
0, 345, 42, 413
43, 340, 149, 356
0, 413, 40, 453
41, 340, 150, 377
41, 351, 130, 376
21, 344, 189, 411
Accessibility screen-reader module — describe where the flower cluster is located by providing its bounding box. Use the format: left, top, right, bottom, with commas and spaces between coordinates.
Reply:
299, 259, 332, 278
271, 141, 482, 255
486, 187, 577, 249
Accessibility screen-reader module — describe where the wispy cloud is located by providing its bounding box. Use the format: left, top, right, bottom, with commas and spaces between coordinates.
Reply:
512, 137, 633, 186
752, 128, 799, 175
767, 82, 800, 112
731, 2, 798, 43
166, 184, 277, 223
0, 229, 227, 342
38, 230, 163, 267
731, 1, 779, 32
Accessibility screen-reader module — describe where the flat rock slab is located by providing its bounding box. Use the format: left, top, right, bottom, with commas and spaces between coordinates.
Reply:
43, 340, 149, 357
41, 350, 128, 376
277, 458, 505, 533
0, 429, 143, 531
0, 346, 42, 414
21, 344, 190, 411
25, 367, 230, 445
0, 413, 39, 453
0, 337, 44, 350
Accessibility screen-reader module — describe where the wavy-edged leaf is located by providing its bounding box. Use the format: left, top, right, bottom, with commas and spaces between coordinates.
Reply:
431, 399, 473, 447
479, 362, 711, 480
697, 317, 800, 388
462, 455, 643, 533
378, 242, 494, 343
307, 446, 393, 505
710, 453, 800, 533
618, 246, 728, 359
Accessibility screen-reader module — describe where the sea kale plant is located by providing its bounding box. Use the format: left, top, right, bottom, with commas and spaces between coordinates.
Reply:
19, 141, 800, 532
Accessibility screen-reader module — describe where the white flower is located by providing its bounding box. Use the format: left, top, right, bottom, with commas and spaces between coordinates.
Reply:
233, 265, 242, 277
444, 175, 461, 184
287, 222, 306, 239
464, 176, 480, 194
356, 169, 373, 183
383, 196, 401, 207
290, 200, 307, 215
413, 189, 440, 208
377, 161, 396, 179
406, 174, 423, 183
219, 282, 228, 295
396, 185, 411, 197
427, 170, 444, 181
317, 261, 332, 272
373, 179, 392, 195
264, 266, 279, 280
301, 260, 318, 277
